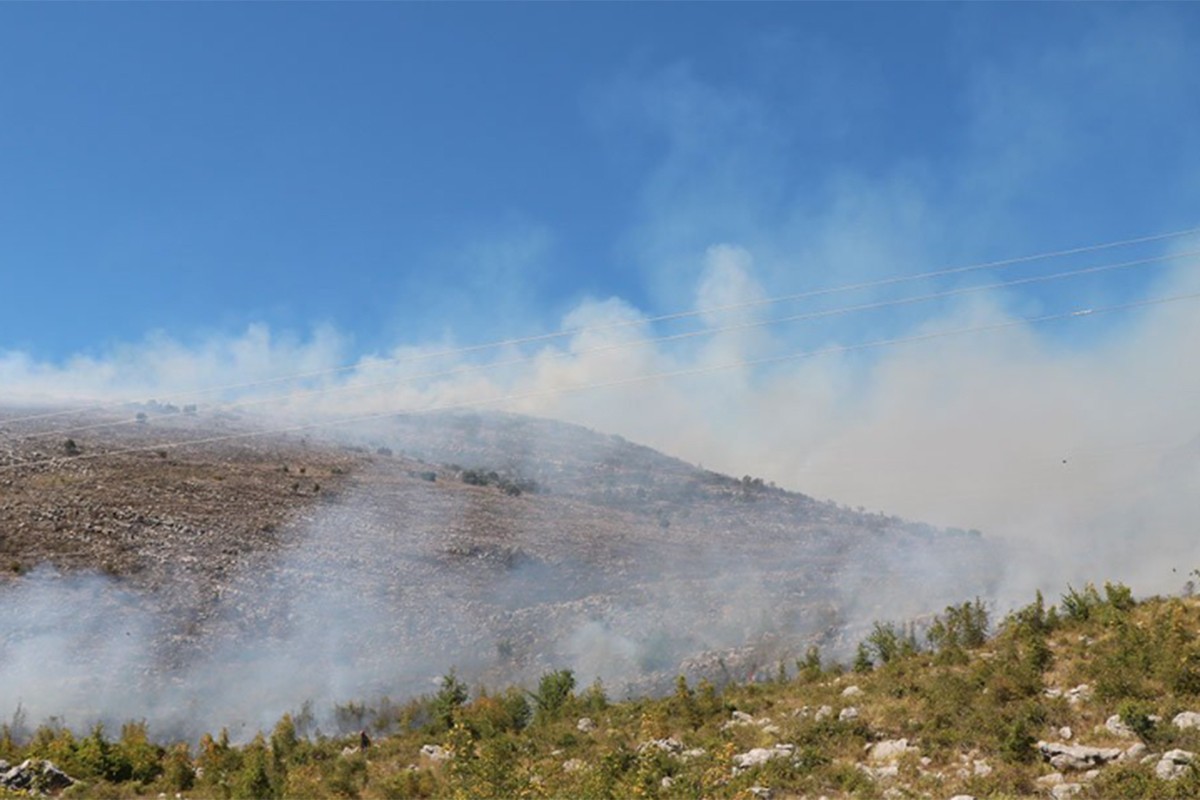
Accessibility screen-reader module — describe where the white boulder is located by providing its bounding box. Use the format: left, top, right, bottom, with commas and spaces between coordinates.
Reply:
1173, 711, 1200, 730
1037, 741, 1122, 771
1104, 714, 1136, 738
733, 744, 795, 773
1155, 749, 1195, 781
867, 739, 915, 763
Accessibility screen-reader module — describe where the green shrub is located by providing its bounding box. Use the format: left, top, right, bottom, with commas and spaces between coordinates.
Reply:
197, 729, 243, 797
1061, 583, 1102, 622
230, 737, 275, 800
999, 716, 1036, 764
1105, 581, 1137, 612
160, 744, 195, 792
432, 670, 470, 732
1118, 699, 1159, 742
1088, 762, 1162, 799
444, 725, 530, 800
867, 622, 904, 665
797, 645, 824, 682
580, 678, 609, 714
531, 669, 576, 724
326, 753, 367, 799
375, 767, 437, 799
269, 714, 300, 765
116, 721, 162, 784
74, 724, 132, 783
853, 643, 873, 673
460, 689, 530, 737
928, 599, 990, 654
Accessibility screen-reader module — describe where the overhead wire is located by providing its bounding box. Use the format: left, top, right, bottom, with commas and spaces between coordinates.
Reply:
12, 246, 1200, 441
5, 224, 1200, 428
4, 288, 1198, 473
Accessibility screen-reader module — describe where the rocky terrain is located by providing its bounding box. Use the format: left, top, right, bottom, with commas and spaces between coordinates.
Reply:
5, 575, 1200, 799
0, 405, 999, 736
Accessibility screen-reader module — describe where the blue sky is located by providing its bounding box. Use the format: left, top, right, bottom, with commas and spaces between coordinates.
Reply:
3, 3, 1199, 363
3, 3, 1200, 592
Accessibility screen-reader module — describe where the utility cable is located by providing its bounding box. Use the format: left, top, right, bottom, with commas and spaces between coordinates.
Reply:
5, 224, 1199, 427
14, 248, 1200, 441
3, 289, 1198, 473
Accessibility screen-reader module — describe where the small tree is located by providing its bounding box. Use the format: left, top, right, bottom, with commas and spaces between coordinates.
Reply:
853, 643, 873, 673
531, 669, 575, 724
798, 645, 823, 682
433, 670, 470, 732
231, 737, 274, 800
1061, 584, 1102, 622
866, 622, 906, 665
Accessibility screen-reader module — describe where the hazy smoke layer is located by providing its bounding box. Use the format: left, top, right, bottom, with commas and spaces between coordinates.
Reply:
2, 239, 1199, 740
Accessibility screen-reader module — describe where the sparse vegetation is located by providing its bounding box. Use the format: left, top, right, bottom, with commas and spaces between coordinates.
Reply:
458, 467, 538, 496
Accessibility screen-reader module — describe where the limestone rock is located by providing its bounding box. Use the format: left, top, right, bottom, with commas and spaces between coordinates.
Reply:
1173, 711, 1200, 730
1046, 684, 1093, 705
1104, 714, 1136, 738
733, 744, 795, 773
867, 739, 915, 763
723, 710, 775, 731
1037, 741, 1122, 771
638, 737, 683, 755
1155, 749, 1195, 781
1118, 742, 1148, 762
419, 744, 451, 762
0, 759, 76, 794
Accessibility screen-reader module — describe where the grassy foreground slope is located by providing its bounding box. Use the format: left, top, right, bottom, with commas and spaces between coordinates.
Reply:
7, 581, 1200, 799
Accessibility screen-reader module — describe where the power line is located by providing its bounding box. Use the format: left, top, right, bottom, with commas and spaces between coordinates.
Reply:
4, 289, 1197, 473
14, 247, 1200, 441
5, 224, 1199, 427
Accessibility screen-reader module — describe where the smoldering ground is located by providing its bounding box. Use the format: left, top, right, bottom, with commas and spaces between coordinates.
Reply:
0, 408, 1002, 742
1, 239, 1198, 741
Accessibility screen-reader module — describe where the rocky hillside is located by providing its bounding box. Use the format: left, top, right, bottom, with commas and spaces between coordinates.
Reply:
0, 406, 997, 738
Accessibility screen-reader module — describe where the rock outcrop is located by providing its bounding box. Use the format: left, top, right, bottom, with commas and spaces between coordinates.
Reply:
1036, 741, 1123, 771
0, 759, 76, 795
733, 744, 795, 774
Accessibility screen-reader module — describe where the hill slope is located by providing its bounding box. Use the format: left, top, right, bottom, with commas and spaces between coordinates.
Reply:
0, 407, 998, 737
